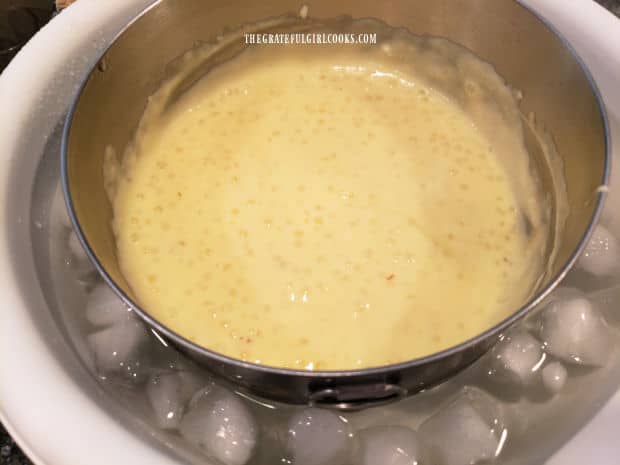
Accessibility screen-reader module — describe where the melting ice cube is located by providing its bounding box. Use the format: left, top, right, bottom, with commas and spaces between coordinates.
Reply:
577, 224, 619, 277
353, 425, 426, 465
177, 370, 210, 401
54, 194, 72, 229
87, 320, 149, 380
147, 371, 186, 430
68, 230, 89, 262
600, 158, 620, 235
287, 407, 352, 465
489, 331, 544, 386
85, 283, 133, 327
419, 386, 507, 465
541, 361, 568, 395
540, 296, 613, 367
180, 386, 257, 465
146, 369, 208, 430
147, 372, 183, 429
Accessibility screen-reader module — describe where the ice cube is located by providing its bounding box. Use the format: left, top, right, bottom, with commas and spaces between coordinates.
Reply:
286, 407, 352, 465
67, 230, 95, 277
353, 425, 426, 465
348, 380, 464, 432
489, 331, 544, 385
146, 371, 185, 429
419, 387, 507, 465
522, 287, 583, 332
68, 230, 89, 262
180, 386, 257, 465
145, 369, 208, 430
541, 362, 567, 395
540, 296, 613, 366
577, 224, 619, 277
87, 320, 149, 380
347, 403, 418, 431
54, 194, 72, 229
589, 284, 620, 325
601, 156, 620, 235
177, 370, 210, 401
546, 286, 584, 302
85, 283, 133, 327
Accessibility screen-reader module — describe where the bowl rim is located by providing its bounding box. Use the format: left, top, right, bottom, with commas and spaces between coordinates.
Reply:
61, 0, 611, 380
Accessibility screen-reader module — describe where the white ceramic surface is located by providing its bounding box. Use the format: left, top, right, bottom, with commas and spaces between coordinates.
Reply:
0, 0, 618, 464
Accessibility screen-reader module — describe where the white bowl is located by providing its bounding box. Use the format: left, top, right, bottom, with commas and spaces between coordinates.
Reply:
0, 0, 619, 463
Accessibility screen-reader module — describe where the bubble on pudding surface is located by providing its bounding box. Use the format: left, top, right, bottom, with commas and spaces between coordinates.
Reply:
489, 330, 544, 386
85, 283, 133, 327
577, 224, 620, 276
179, 385, 257, 465
87, 320, 149, 381
419, 386, 507, 465
539, 296, 613, 367
287, 407, 352, 465
541, 361, 567, 395
352, 425, 427, 465
146, 370, 207, 430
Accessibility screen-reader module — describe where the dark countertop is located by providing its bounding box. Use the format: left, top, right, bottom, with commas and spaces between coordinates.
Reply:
1, 1, 619, 464
0, 429, 30, 465
598, 0, 620, 16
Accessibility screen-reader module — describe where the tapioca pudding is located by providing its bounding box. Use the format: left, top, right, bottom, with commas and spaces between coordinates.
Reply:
106, 34, 546, 370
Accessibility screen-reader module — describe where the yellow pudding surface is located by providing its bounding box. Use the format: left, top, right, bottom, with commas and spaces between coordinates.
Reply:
109, 42, 543, 370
